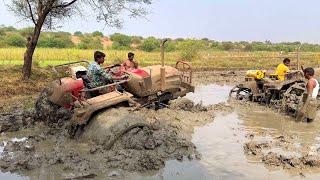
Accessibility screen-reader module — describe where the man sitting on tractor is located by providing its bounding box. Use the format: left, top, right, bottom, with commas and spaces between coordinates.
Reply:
122, 52, 138, 70
88, 51, 114, 88
298, 67, 319, 122
274, 58, 290, 81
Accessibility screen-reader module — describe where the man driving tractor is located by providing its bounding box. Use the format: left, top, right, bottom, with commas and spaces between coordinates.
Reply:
274, 58, 290, 81
88, 51, 125, 88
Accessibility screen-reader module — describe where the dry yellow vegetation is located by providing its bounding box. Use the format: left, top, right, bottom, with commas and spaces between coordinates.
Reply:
0, 48, 319, 70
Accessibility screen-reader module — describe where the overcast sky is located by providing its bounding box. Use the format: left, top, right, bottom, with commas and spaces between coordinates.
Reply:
0, 0, 319, 43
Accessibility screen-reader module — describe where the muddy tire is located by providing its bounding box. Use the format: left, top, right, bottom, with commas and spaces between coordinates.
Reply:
35, 86, 72, 126
229, 86, 252, 101
81, 112, 151, 150
281, 83, 305, 116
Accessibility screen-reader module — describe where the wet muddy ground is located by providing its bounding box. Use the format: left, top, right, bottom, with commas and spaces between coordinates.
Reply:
1, 70, 320, 179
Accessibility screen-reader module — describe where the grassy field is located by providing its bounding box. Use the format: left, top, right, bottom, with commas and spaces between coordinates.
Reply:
0, 48, 320, 70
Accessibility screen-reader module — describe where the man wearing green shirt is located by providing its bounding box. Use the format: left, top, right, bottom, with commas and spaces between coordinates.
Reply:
88, 51, 114, 88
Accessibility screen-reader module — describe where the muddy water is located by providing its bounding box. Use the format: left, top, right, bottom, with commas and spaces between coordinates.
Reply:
2, 84, 320, 179
155, 84, 320, 179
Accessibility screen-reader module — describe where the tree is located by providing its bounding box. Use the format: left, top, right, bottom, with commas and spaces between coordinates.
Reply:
92, 31, 104, 37
7, 0, 152, 79
110, 33, 132, 49
5, 34, 27, 47
140, 37, 160, 52
74, 31, 82, 36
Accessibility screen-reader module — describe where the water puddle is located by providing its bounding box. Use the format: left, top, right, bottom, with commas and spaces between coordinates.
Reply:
150, 84, 320, 179
186, 84, 231, 105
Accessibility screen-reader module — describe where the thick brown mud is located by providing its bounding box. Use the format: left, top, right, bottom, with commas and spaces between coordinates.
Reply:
1, 70, 320, 179
0, 96, 232, 179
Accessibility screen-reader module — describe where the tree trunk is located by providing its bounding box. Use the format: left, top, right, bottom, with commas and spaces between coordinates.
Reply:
22, 25, 42, 80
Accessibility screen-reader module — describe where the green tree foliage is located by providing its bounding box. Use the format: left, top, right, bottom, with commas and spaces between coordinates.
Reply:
110, 33, 132, 49
74, 31, 83, 36
5, 34, 26, 47
77, 37, 103, 50
177, 39, 206, 61
38, 32, 74, 48
140, 37, 160, 52
221, 41, 234, 51
0, 25, 16, 32
165, 40, 177, 52
92, 31, 104, 37
131, 36, 143, 45
19, 27, 34, 38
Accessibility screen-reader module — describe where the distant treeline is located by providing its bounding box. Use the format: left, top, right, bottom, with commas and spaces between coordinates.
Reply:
1, 25, 320, 53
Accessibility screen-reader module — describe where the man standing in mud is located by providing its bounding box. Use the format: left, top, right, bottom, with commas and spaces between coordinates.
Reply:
122, 52, 138, 70
298, 67, 319, 122
275, 58, 290, 81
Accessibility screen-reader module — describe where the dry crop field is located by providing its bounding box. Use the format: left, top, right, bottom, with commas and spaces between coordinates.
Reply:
0, 48, 320, 70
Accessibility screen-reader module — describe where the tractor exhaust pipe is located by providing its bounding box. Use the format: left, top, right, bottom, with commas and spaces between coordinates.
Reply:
160, 39, 168, 91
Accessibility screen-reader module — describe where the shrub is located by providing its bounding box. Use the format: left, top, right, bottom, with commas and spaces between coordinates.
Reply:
77, 37, 103, 50
221, 41, 234, 51
140, 37, 160, 52
110, 33, 131, 49
177, 40, 206, 61
5, 34, 26, 47
165, 40, 176, 52
19, 27, 34, 38
38, 32, 74, 48
74, 31, 83, 36
131, 36, 142, 45
92, 31, 104, 37
38, 38, 66, 48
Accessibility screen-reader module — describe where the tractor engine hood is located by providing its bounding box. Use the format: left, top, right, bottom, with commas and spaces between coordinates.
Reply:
125, 65, 182, 97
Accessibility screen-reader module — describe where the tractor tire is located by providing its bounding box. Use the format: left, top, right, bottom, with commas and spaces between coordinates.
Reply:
35, 86, 72, 127
81, 109, 151, 150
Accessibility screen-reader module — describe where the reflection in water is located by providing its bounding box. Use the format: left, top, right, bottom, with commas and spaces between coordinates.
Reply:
186, 84, 231, 105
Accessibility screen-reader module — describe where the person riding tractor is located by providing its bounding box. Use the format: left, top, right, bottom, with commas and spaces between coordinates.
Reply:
272, 58, 291, 81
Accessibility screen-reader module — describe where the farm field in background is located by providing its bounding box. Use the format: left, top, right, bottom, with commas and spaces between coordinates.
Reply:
0, 48, 320, 70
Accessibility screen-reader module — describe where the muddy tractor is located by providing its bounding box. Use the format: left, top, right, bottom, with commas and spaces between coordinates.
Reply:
229, 69, 309, 115
36, 40, 194, 137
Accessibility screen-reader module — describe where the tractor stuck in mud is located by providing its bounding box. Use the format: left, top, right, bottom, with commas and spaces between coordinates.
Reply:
35, 40, 194, 145
229, 68, 319, 119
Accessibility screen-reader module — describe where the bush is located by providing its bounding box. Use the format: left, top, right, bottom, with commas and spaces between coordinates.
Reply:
5, 34, 26, 47
221, 42, 234, 51
110, 33, 131, 49
140, 37, 160, 52
19, 27, 34, 38
165, 40, 177, 52
177, 40, 206, 61
111, 42, 131, 50
74, 31, 83, 36
38, 38, 67, 48
77, 37, 103, 50
92, 31, 104, 37
131, 36, 142, 45
38, 32, 74, 48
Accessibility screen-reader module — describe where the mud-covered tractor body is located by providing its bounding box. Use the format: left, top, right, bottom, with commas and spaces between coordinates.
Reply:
230, 70, 307, 110
37, 40, 194, 137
